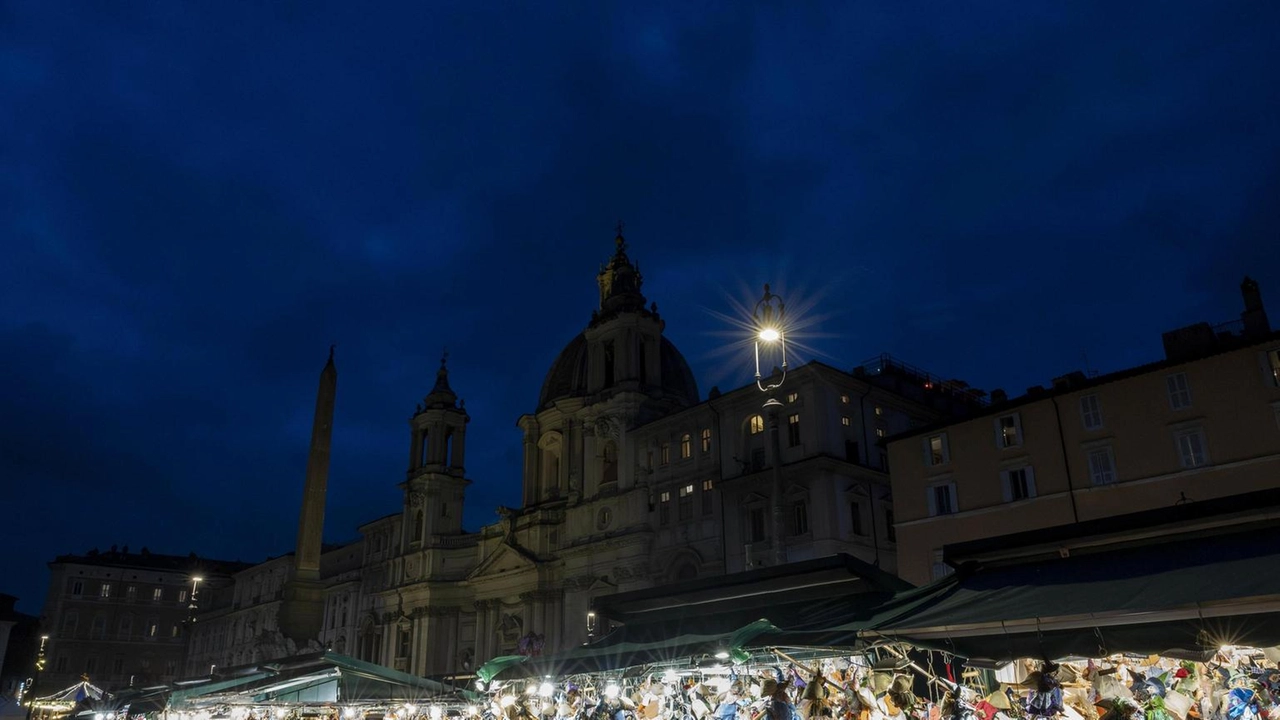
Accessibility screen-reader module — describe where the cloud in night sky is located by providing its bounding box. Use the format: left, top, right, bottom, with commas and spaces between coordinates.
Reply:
2, 1, 1279, 613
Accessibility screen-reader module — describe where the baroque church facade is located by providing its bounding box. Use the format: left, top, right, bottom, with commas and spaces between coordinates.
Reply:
184, 233, 981, 678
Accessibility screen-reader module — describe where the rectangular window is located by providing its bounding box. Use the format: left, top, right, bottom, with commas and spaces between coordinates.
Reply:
659, 491, 671, 525
701, 479, 713, 516
178, 589, 188, 603
660, 443, 670, 465
100, 583, 112, 598
875, 406, 884, 416
126, 585, 137, 600
787, 392, 798, 403
1175, 428, 1209, 468
787, 413, 801, 447
152, 588, 163, 601
646, 449, 654, 469
1167, 373, 1192, 410
71, 581, 83, 596
850, 500, 864, 536
885, 509, 896, 542
680, 434, 691, 459
678, 483, 694, 521
791, 502, 809, 536
171, 624, 180, 638
700, 428, 712, 453
841, 394, 850, 404
1080, 394, 1103, 430
875, 427, 886, 438
749, 415, 765, 434
1002, 466, 1036, 501
1088, 447, 1116, 485
749, 507, 767, 543
926, 434, 949, 466
927, 482, 956, 516
996, 414, 1022, 448
148, 620, 159, 638
397, 627, 411, 658
841, 416, 851, 427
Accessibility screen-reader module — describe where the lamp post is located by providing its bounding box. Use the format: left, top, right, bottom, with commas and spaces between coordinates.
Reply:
26, 635, 49, 720
752, 284, 788, 566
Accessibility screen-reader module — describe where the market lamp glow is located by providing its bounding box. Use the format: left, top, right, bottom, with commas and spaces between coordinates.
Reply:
538, 682, 554, 698
752, 284, 789, 396
758, 327, 780, 343
604, 684, 620, 700
714, 650, 731, 660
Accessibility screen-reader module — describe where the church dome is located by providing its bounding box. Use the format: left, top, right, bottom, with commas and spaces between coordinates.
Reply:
537, 333, 699, 411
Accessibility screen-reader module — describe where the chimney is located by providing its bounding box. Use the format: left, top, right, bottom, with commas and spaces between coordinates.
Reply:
1241, 276, 1270, 336
990, 388, 1007, 404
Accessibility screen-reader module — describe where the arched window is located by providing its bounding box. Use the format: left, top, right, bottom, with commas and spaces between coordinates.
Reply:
680, 433, 692, 459
700, 428, 712, 453
749, 415, 765, 434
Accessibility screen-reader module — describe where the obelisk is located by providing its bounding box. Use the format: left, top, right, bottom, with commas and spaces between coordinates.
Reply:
279, 346, 336, 644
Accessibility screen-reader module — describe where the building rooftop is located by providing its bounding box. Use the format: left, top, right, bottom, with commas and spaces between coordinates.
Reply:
51, 547, 252, 576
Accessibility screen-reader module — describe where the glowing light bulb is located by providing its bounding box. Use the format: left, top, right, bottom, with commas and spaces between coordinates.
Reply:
758, 328, 780, 343
604, 685, 620, 700
539, 683, 554, 698
500, 696, 516, 708
467, 707, 478, 717
95, 713, 105, 720
429, 706, 442, 720
343, 708, 357, 719
404, 705, 417, 716
715, 651, 730, 660
662, 671, 678, 685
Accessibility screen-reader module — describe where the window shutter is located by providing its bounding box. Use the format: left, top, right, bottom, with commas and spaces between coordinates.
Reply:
1025, 466, 1037, 497
926, 486, 937, 517
1000, 470, 1011, 502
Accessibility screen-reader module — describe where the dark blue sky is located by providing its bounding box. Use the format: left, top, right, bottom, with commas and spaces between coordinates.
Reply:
3, 3, 1279, 615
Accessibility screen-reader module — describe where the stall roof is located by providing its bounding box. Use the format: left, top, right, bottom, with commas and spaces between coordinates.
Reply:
862, 520, 1280, 662
169, 652, 471, 708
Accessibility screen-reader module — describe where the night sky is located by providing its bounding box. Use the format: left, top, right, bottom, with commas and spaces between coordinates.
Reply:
4, 3, 1279, 615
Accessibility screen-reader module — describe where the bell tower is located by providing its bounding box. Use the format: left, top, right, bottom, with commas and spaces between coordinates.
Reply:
403, 351, 470, 544
587, 228, 665, 395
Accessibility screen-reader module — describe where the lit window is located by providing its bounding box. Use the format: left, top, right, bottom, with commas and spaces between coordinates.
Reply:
996, 414, 1022, 448
678, 485, 694, 521
875, 427, 886, 438
703, 479, 713, 490
171, 624, 180, 638
701, 479, 713, 516
1175, 428, 1208, 468
840, 394, 850, 404
700, 428, 711, 452
148, 621, 159, 638
841, 416, 851, 427
1002, 466, 1036, 501
787, 414, 801, 447
874, 406, 884, 416
100, 583, 112, 599
679, 484, 694, 497
659, 491, 671, 525
928, 482, 956, 516
1080, 395, 1103, 430
660, 443, 670, 465
1088, 447, 1116, 485
126, 585, 136, 599
749, 415, 764, 434
1167, 373, 1192, 410
178, 589, 188, 602
680, 433, 691, 459
926, 434, 948, 466
787, 392, 798, 403
152, 588, 163, 601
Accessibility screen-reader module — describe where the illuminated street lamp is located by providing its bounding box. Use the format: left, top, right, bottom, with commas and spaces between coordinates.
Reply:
753, 284, 788, 402
750, 284, 789, 566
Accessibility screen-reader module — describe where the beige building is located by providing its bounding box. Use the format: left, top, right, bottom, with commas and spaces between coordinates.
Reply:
888, 277, 1280, 586
186, 232, 983, 678
38, 548, 246, 691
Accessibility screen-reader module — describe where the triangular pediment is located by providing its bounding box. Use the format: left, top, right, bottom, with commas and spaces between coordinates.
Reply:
468, 541, 538, 580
